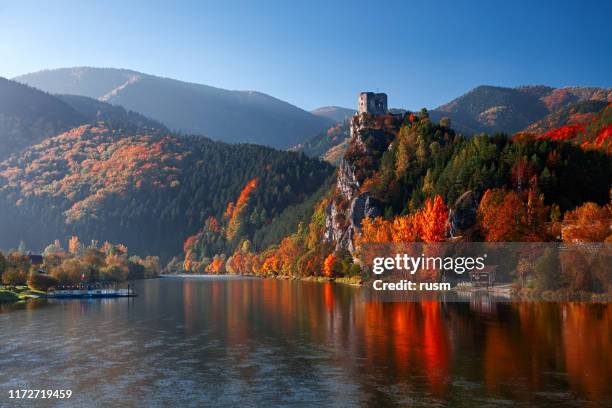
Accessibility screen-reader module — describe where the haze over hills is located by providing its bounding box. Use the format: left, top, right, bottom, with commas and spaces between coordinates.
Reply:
56, 94, 165, 130
14, 67, 335, 149
311, 106, 356, 122
0, 77, 164, 159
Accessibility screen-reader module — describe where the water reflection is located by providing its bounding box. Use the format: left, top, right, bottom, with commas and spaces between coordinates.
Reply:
0, 277, 610, 407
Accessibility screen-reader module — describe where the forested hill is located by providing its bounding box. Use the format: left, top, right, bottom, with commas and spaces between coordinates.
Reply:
0, 77, 85, 159
0, 123, 334, 259
56, 94, 166, 131
429, 85, 611, 135
0, 77, 166, 160
194, 109, 611, 282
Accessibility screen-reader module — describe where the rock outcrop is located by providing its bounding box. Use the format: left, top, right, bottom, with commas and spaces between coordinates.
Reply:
324, 113, 388, 253
448, 190, 480, 238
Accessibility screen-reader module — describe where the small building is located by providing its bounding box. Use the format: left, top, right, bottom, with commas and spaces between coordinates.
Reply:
358, 92, 388, 115
469, 266, 497, 287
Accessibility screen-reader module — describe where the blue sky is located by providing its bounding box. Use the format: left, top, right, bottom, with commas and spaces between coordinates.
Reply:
0, 0, 610, 110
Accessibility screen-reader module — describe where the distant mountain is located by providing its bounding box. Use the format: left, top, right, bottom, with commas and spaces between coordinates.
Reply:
15, 67, 334, 149
311, 106, 356, 122
0, 77, 85, 159
430, 85, 611, 135
0, 77, 166, 160
0, 123, 333, 258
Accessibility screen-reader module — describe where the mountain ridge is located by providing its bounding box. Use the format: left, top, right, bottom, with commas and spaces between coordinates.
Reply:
0, 77, 166, 160
430, 84, 611, 135
14, 67, 334, 148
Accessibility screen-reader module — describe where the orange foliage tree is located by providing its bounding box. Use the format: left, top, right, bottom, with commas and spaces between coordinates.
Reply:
478, 189, 526, 241
323, 253, 336, 277
68, 235, 80, 254
205, 256, 225, 274
562, 202, 611, 242
226, 178, 258, 240
357, 195, 448, 245
359, 216, 393, 244
391, 214, 419, 242
261, 255, 280, 274
416, 195, 448, 242
479, 180, 551, 242
277, 236, 300, 276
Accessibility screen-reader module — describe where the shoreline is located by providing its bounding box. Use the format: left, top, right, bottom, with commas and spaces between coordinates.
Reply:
3, 275, 610, 305
159, 273, 612, 302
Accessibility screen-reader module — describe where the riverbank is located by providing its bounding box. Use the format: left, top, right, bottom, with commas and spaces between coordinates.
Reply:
162, 273, 611, 301
161, 273, 363, 287
0, 286, 45, 304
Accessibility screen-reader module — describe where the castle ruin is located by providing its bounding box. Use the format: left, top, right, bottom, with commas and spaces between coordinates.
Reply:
358, 92, 387, 115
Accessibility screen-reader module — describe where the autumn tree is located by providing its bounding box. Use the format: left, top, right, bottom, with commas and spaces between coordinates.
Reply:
1, 267, 27, 286
358, 216, 393, 244
68, 235, 80, 255
277, 236, 300, 276
416, 195, 448, 242
323, 253, 336, 278
205, 256, 225, 274
28, 272, 58, 291
478, 189, 526, 241
391, 214, 419, 242
511, 158, 534, 192
226, 178, 258, 241
261, 255, 280, 274
524, 177, 550, 241
562, 202, 611, 242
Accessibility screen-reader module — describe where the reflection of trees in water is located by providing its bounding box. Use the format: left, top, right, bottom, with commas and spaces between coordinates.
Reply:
178, 279, 611, 404
563, 303, 611, 401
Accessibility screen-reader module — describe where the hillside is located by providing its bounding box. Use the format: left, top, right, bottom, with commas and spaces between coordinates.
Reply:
56, 94, 165, 130
204, 109, 612, 280
15, 67, 334, 149
290, 120, 350, 164
430, 85, 611, 136
0, 123, 334, 259
0, 77, 85, 159
522, 100, 608, 134
0, 77, 167, 160
295, 85, 612, 163
517, 103, 612, 153
311, 106, 356, 122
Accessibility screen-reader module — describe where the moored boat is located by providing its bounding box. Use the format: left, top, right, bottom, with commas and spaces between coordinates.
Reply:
46, 285, 136, 299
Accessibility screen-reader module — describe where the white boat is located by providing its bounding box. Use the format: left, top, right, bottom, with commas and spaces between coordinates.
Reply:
46, 287, 136, 298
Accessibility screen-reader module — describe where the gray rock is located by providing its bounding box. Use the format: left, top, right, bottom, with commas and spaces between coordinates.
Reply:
448, 190, 480, 238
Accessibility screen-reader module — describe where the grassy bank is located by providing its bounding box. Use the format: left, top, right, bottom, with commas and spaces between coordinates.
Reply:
0, 286, 45, 303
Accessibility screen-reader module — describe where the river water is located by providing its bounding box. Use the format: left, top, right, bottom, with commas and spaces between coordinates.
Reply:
0, 277, 610, 407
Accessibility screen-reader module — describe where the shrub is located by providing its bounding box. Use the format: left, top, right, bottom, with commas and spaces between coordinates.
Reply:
1, 267, 27, 286
28, 272, 59, 291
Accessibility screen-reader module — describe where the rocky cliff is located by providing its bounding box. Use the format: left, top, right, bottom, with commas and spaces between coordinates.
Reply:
324, 113, 402, 253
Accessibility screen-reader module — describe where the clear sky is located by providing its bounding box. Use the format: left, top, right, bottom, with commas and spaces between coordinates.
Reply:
1, 0, 610, 111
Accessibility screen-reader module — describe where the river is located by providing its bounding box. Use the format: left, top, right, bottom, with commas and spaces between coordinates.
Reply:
0, 277, 610, 407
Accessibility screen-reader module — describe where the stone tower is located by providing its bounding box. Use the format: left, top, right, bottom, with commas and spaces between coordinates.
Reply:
358, 92, 387, 115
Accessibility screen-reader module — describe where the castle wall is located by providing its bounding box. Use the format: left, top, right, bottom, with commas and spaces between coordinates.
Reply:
358, 92, 388, 115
